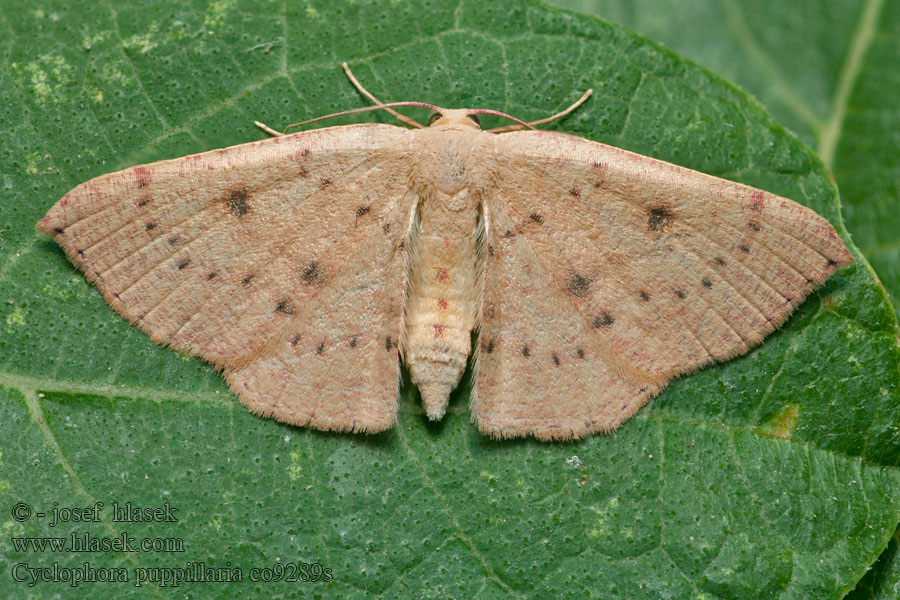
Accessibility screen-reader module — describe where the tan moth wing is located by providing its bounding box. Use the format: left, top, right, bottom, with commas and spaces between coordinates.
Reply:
38, 124, 415, 433
474, 130, 853, 440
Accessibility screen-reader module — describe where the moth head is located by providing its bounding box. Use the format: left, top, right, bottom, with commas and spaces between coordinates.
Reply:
427, 109, 482, 130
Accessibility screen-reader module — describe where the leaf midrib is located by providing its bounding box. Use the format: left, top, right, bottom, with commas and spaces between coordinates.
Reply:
818, 0, 885, 166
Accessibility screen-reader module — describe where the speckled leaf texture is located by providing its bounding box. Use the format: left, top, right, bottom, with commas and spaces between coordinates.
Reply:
1, 1, 899, 599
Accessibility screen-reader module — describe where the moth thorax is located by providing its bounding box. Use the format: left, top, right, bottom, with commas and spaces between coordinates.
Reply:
436, 160, 467, 196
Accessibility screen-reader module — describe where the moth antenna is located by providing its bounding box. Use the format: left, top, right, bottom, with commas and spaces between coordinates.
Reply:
254, 121, 285, 137
280, 101, 442, 133
466, 109, 537, 131
487, 89, 594, 133
342, 62, 426, 129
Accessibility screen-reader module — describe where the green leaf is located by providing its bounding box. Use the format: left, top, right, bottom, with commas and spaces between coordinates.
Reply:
848, 528, 900, 600
2, 1, 899, 598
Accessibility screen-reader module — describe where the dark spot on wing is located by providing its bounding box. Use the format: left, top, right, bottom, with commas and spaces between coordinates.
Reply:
356, 205, 370, 217
739, 245, 750, 254
301, 148, 311, 157
503, 230, 514, 239
398, 239, 406, 251
206, 272, 217, 280
138, 178, 149, 189
77, 249, 85, 256
226, 188, 250, 217
241, 274, 254, 286
569, 188, 581, 198
301, 261, 326, 286
639, 290, 650, 301
522, 345, 530, 357
52, 227, 65, 234
714, 256, 726, 266
488, 244, 495, 257
593, 313, 614, 328
275, 300, 294, 315
577, 348, 585, 359
137, 196, 151, 207
385, 336, 394, 351
320, 178, 332, 187
675, 290, 687, 299
177, 258, 190, 270
827, 259, 838, 267
748, 221, 761, 232
485, 339, 494, 353
302, 261, 319, 282
290, 334, 300, 346
552, 353, 560, 366
701, 277, 713, 288
168, 235, 180, 246
648, 206, 673, 231
349, 335, 359, 348
145, 223, 157, 231
382, 223, 391, 234
529, 213, 544, 225
316, 341, 325, 355
566, 273, 591, 298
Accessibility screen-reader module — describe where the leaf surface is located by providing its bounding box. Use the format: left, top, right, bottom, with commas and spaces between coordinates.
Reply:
2, 0, 899, 598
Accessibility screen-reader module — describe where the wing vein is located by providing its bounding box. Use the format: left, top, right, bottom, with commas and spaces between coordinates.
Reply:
713, 216, 817, 282
603, 190, 795, 305
667, 222, 776, 321
96, 200, 220, 279
114, 218, 225, 298
665, 234, 754, 347
132, 265, 202, 325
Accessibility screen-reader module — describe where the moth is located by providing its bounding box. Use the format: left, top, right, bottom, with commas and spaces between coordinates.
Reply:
37, 64, 853, 440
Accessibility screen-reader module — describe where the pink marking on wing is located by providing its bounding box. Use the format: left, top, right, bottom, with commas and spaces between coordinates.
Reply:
750, 189, 766, 212
133, 166, 151, 188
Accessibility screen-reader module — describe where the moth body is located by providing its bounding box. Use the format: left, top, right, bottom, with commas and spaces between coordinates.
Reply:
403, 120, 488, 419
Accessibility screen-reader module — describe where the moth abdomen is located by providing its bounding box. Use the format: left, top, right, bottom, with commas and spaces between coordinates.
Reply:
405, 285, 474, 420
403, 189, 481, 421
